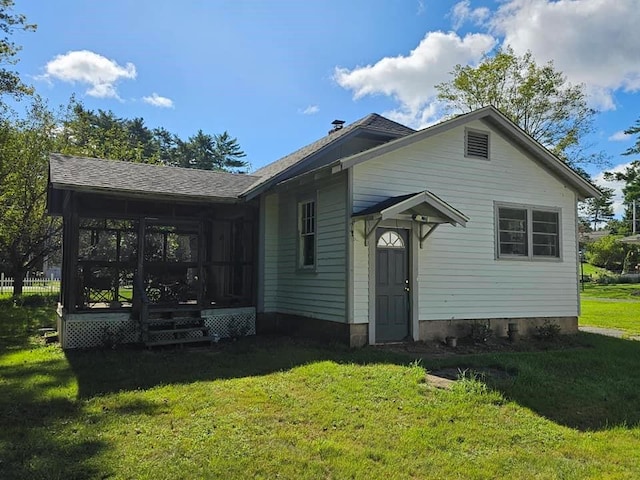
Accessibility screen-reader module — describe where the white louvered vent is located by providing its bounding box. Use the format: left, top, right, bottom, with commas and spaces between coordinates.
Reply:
466, 130, 489, 159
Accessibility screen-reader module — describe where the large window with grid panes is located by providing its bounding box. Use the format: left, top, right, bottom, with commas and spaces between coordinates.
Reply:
496, 203, 560, 259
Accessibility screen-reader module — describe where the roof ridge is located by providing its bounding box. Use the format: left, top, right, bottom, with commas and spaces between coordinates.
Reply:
246, 112, 415, 195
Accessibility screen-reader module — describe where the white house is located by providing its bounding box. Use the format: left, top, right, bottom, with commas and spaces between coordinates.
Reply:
48, 106, 599, 348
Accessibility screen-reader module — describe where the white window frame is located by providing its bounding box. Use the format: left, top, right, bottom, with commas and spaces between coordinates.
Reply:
495, 202, 562, 261
465, 128, 490, 160
298, 199, 316, 269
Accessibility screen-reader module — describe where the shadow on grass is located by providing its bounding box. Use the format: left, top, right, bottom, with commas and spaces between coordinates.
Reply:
0, 356, 109, 479
425, 333, 640, 432
0, 305, 56, 351
64, 335, 410, 399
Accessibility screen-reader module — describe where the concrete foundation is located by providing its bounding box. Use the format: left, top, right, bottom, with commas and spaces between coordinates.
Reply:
257, 313, 368, 347
418, 316, 578, 342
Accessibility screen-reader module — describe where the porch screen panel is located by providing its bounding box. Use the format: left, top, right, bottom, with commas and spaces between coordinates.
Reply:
205, 219, 255, 307
143, 222, 200, 306
76, 219, 137, 309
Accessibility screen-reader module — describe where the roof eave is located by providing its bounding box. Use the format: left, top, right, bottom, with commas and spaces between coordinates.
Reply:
49, 182, 242, 204
241, 127, 369, 200
333, 106, 601, 200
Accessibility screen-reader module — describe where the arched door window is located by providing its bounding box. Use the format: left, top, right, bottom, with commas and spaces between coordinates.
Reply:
377, 231, 405, 249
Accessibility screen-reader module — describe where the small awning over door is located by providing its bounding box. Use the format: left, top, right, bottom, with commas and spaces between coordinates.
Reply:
353, 190, 469, 247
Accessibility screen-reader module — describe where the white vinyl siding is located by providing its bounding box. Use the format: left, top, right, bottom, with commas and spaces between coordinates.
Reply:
352, 119, 578, 321
262, 193, 279, 312
352, 221, 369, 324
268, 172, 347, 322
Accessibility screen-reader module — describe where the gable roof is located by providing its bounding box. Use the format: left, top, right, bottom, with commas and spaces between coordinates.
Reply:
49, 153, 260, 202
331, 106, 601, 200
242, 113, 415, 199
354, 190, 469, 227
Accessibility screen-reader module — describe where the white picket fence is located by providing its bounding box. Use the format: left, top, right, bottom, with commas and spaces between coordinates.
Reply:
0, 273, 61, 295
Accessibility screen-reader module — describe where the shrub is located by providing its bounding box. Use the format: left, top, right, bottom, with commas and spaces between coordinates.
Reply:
534, 320, 561, 341
463, 320, 493, 344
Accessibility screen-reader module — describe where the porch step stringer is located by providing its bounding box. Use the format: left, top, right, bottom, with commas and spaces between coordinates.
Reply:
141, 313, 219, 348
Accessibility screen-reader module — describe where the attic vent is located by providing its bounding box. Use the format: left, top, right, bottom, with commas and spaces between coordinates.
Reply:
465, 129, 489, 159
329, 119, 345, 135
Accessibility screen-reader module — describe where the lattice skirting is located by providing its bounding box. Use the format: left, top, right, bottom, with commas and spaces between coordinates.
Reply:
59, 307, 256, 349
202, 307, 256, 339
62, 314, 138, 349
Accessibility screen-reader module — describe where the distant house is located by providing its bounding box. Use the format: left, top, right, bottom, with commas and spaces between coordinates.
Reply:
580, 230, 611, 244
48, 106, 599, 349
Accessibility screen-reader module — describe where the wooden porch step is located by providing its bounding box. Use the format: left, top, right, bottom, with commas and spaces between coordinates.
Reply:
147, 327, 209, 335
144, 336, 218, 347
146, 321, 204, 330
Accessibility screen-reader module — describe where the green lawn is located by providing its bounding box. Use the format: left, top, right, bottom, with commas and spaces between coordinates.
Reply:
581, 282, 640, 300
2, 305, 640, 479
580, 283, 640, 336
581, 263, 611, 277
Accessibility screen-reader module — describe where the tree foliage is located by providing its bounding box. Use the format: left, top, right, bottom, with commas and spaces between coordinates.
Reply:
585, 236, 631, 272
168, 130, 248, 172
56, 100, 249, 172
0, 97, 61, 295
0, 0, 36, 105
436, 46, 598, 168
602, 120, 640, 234
579, 185, 615, 231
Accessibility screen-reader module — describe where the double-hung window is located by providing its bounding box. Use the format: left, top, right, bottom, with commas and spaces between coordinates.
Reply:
299, 200, 316, 268
497, 204, 560, 259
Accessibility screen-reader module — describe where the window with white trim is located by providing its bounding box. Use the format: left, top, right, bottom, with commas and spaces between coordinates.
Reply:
497, 205, 560, 259
299, 200, 316, 267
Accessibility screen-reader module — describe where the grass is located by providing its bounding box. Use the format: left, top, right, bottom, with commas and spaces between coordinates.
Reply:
2, 305, 640, 479
581, 282, 640, 300
579, 283, 640, 336
581, 300, 640, 336
581, 263, 611, 277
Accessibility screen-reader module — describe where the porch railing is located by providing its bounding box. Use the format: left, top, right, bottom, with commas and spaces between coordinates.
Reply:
0, 273, 61, 295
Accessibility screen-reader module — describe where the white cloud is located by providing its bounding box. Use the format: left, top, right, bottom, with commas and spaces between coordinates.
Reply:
609, 131, 631, 142
334, 1, 640, 125
300, 105, 319, 115
592, 162, 631, 216
334, 31, 496, 128
142, 93, 174, 108
491, 0, 640, 110
451, 1, 490, 30
43, 50, 136, 99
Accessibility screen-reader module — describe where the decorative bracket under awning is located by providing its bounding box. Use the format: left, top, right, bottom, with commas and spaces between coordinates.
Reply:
353, 190, 469, 247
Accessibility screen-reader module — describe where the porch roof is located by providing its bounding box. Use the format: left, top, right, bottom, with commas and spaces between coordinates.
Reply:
353, 191, 469, 227
49, 153, 261, 202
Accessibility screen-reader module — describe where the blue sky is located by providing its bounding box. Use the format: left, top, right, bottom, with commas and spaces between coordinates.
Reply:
14, 0, 640, 212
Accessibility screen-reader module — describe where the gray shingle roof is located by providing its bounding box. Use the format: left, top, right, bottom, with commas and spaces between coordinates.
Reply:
244, 113, 415, 196
49, 153, 260, 202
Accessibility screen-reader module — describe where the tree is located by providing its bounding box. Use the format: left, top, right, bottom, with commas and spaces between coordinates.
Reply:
0, 0, 36, 106
603, 119, 640, 233
56, 99, 161, 163
436, 46, 598, 168
167, 130, 248, 172
0, 96, 61, 296
585, 235, 629, 272
580, 185, 615, 230
56, 99, 249, 172
212, 131, 248, 172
